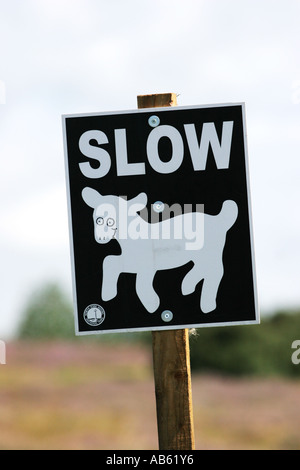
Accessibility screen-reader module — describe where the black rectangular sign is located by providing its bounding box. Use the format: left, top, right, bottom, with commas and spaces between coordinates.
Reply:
63, 103, 259, 334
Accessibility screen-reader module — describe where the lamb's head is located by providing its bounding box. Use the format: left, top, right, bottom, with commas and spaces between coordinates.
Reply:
82, 187, 147, 244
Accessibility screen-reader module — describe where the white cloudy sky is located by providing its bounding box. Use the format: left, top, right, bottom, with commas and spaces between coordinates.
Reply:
0, 0, 299, 338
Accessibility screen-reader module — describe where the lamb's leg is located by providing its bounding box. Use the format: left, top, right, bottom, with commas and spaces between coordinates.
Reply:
200, 266, 224, 313
136, 271, 160, 313
181, 263, 203, 296
102, 255, 121, 301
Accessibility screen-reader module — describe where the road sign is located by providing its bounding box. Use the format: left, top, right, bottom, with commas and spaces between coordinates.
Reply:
63, 103, 259, 335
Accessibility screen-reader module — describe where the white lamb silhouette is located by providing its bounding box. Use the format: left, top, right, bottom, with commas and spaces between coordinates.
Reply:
82, 187, 238, 314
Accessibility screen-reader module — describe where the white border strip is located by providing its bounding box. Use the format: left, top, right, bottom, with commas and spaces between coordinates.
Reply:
62, 115, 81, 336
62, 101, 245, 119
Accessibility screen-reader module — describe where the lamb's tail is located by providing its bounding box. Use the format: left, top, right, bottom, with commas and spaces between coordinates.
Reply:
219, 200, 238, 230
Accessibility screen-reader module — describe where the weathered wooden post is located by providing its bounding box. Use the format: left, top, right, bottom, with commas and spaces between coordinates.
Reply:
137, 93, 195, 451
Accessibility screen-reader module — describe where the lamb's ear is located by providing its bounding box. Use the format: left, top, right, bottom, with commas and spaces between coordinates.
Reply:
82, 187, 102, 209
129, 192, 147, 212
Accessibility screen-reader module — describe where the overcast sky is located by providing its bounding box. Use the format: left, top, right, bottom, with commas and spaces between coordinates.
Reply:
0, 0, 299, 338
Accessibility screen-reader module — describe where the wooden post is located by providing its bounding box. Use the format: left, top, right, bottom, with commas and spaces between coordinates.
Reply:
137, 93, 195, 451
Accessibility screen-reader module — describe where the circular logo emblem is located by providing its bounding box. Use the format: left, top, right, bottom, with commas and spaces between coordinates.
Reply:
83, 304, 105, 327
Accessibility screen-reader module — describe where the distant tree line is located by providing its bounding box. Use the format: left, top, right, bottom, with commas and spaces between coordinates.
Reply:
189, 311, 300, 377
18, 282, 300, 377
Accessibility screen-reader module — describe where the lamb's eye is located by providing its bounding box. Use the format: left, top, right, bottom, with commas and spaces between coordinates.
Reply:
107, 218, 115, 227
96, 217, 104, 225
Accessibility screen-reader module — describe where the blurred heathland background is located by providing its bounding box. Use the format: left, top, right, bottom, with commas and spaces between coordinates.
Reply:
1, 0, 300, 450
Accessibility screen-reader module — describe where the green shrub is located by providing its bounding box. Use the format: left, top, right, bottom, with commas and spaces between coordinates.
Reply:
18, 283, 75, 340
189, 310, 300, 377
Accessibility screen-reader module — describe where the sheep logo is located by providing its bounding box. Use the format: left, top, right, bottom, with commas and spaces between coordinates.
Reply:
82, 187, 238, 315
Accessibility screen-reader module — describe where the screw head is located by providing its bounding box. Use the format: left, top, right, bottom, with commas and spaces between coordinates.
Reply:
148, 115, 160, 127
161, 310, 173, 322
153, 201, 164, 213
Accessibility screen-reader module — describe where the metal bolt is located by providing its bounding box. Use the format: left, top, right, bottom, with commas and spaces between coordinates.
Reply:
148, 115, 160, 127
161, 310, 173, 322
153, 201, 164, 213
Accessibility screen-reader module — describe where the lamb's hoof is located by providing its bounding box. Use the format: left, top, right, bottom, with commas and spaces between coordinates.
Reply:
200, 298, 216, 314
